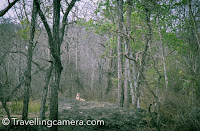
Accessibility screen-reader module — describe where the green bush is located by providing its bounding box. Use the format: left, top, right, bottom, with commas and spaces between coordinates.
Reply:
175, 106, 200, 131
28, 100, 41, 113
11, 100, 41, 114
11, 101, 23, 114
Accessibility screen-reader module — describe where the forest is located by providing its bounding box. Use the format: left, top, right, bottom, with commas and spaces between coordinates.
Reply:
0, 0, 200, 130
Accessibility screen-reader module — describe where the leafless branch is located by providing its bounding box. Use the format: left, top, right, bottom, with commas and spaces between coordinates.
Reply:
10, 50, 45, 71
0, 0, 19, 17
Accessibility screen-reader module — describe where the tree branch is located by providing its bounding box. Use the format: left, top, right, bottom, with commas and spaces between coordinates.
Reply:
125, 54, 158, 100
0, 0, 19, 17
10, 50, 45, 71
34, 0, 53, 47
60, 0, 79, 45
35, 0, 62, 71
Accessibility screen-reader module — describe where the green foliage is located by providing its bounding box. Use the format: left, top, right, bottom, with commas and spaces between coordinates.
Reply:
162, 31, 188, 54
16, 28, 30, 40
101, 37, 117, 57
16, 18, 30, 40
11, 100, 41, 114
174, 103, 200, 130
28, 100, 41, 113
111, 77, 118, 87
11, 101, 23, 114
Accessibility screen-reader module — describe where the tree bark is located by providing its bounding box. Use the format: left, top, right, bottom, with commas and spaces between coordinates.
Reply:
117, 0, 124, 107
124, 43, 129, 107
124, 0, 132, 108
130, 53, 137, 105
124, 55, 158, 101
35, 1, 78, 130
105, 47, 113, 94
133, 7, 152, 108
38, 64, 53, 131
49, 0, 61, 131
158, 26, 168, 91
0, 83, 11, 130
22, 0, 37, 121
127, 64, 134, 104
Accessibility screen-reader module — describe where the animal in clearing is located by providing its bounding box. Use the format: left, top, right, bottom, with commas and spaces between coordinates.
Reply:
76, 93, 85, 101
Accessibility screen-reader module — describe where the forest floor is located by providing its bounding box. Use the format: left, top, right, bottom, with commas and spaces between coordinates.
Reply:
0, 98, 151, 131
57, 98, 148, 131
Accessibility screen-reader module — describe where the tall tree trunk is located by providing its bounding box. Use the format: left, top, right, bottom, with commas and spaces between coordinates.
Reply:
124, 43, 129, 107
19, 43, 22, 84
0, 84, 11, 130
50, 0, 62, 131
188, 0, 200, 48
76, 27, 78, 74
90, 63, 95, 92
130, 53, 137, 105
22, 0, 37, 121
105, 46, 113, 94
107, 54, 111, 93
124, 0, 132, 108
117, 0, 124, 107
38, 64, 53, 131
75, 27, 81, 92
35, 1, 77, 130
127, 64, 134, 104
134, 7, 152, 108
18, 42, 23, 99
158, 26, 168, 91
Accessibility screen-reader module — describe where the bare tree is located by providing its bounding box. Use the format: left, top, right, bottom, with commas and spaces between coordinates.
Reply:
39, 64, 53, 131
35, 0, 78, 130
22, 0, 37, 121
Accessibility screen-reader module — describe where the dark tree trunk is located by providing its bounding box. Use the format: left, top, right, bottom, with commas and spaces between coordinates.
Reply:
0, 83, 11, 130
22, 0, 37, 121
49, 0, 62, 131
38, 64, 53, 131
35, 1, 78, 130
